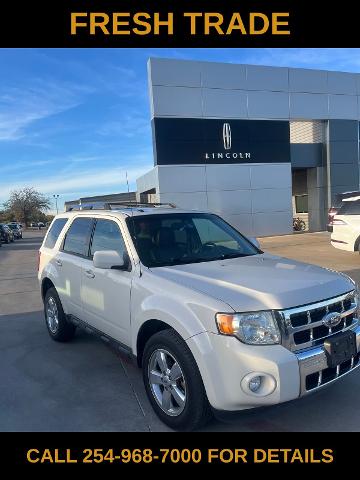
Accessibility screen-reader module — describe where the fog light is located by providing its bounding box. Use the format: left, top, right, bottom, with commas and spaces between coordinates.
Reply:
248, 376, 262, 392
241, 372, 277, 396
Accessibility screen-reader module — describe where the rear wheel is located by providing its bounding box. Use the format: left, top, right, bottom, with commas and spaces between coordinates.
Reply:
142, 329, 213, 431
44, 287, 76, 342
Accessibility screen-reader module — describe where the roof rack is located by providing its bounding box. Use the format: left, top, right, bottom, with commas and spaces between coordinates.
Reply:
104, 201, 177, 210
68, 201, 177, 211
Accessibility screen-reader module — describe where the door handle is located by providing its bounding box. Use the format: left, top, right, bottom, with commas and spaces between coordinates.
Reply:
85, 269, 95, 279
55, 259, 62, 267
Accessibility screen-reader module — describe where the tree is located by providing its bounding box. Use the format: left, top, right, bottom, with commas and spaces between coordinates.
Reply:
3, 188, 51, 226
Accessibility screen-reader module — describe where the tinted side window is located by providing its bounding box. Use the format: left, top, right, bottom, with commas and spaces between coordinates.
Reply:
90, 219, 126, 258
44, 218, 68, 249
338, 200, 360, 215
63, 218, 93, 256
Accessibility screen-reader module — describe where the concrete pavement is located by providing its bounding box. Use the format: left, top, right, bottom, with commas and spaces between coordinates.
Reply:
0, 230, 359, 431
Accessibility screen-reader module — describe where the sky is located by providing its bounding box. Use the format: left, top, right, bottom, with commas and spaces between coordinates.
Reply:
2, 48, 360, 213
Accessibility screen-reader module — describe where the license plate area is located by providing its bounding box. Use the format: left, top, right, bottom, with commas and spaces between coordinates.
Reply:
324, 331, 357, 368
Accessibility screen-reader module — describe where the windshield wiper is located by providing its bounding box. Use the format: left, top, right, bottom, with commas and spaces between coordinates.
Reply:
159, 254, 251, 266
159, 257, 212, 266
218, 253, 251, 260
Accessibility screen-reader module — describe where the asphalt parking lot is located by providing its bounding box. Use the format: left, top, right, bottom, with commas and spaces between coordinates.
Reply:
0, 230, 359, 432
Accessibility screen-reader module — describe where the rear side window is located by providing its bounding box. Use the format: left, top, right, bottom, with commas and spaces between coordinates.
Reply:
44, 218, 68, 249
90, 219, 126, 258
338, 200, 360, 215
63, 217, 93, 256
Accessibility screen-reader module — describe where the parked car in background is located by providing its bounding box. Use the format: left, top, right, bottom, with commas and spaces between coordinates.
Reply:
9, 222, 23, 231
7, 223, 22, 239
331, 195, 360, 252
30, 222, 45, 228
0, 224, 14, 243
328, 190, 360, 232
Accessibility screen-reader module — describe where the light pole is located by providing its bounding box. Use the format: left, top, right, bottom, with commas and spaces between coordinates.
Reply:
53, 194, 59, 215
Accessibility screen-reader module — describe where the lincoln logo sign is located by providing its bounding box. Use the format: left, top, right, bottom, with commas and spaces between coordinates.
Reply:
204, 123, 252, 161
223, 123, 231, 150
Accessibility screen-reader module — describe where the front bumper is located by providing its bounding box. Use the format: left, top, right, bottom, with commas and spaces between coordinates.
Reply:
297, 324, 360, 395
186, 325, 360, 412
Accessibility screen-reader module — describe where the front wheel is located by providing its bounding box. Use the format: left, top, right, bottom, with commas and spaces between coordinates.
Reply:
142, 329, 213, 431
44, 287, 76, 342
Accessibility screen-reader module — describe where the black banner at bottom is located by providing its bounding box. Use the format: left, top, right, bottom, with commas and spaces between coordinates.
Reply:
1, 432, 355, 471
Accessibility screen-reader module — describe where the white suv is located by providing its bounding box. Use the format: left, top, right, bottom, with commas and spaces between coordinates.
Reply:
38, 204, 360, 430
331, 196, 360, 252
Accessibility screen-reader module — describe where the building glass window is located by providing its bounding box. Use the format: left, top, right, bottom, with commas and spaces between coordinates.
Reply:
295, 195, 309, 214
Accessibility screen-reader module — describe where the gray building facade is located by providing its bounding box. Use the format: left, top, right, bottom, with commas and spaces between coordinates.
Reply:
137, 58, 360, 237
64, 192, 136, 211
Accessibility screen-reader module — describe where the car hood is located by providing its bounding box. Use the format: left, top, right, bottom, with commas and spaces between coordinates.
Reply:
151, 253, 355, 312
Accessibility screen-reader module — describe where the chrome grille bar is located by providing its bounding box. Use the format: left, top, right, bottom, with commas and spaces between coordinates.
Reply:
278, 291, 358, 352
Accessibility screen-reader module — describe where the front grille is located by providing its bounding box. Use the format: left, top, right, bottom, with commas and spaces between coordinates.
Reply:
305, 352, 360, 391
279, 291, 358, 352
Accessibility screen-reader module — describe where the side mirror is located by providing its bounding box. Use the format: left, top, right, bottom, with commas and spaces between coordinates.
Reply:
93, 250, 125, 270
248, 237, 261, 249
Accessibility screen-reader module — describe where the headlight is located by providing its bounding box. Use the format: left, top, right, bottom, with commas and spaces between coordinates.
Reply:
215, 311, 281, 345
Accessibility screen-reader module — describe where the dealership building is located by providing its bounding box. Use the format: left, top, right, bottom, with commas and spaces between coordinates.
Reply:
134, 58, 360, 237
66, 58, 360, 237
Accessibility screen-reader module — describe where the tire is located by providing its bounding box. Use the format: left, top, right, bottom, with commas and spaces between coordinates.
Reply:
355, 236, 360, 254
142, 328, 213, 431
44, 287, 76, 342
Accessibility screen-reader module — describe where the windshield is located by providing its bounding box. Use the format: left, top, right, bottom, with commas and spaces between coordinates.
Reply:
126, 213, 261, 267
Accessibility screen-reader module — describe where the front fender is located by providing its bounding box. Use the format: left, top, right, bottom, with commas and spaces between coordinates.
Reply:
130, 272, 232, 354
131, 295, 207, 354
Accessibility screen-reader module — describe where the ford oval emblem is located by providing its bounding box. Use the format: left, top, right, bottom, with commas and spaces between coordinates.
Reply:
322, 312, 342, 328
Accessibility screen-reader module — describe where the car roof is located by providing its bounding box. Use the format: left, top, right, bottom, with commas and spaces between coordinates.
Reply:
343, 196, 360, 202
55, 207, 209, 220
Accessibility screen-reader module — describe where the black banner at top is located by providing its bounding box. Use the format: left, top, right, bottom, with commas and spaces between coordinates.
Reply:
0, 0, 359, 47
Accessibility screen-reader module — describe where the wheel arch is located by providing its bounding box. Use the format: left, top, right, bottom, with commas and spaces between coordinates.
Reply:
41, 277, 55, 301
136, 319, 172, 367
354, 235, 360, 252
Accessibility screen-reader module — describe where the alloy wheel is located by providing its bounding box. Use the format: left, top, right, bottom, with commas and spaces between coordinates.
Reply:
148, 349, 186, 416
46, 296, 59, 334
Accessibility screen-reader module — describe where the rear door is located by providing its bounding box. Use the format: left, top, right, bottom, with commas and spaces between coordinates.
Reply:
81, 217, 132, 346
55, 217, 94, 318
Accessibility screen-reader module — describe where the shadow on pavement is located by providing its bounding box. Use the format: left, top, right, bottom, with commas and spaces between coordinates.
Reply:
0, 311, 153, 432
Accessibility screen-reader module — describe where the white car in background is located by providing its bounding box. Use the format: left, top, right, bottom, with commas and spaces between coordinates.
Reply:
331, 196, 360, 252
